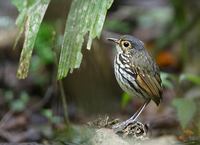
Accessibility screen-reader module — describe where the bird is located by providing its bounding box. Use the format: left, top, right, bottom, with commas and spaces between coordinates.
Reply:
107, 35, 162, 132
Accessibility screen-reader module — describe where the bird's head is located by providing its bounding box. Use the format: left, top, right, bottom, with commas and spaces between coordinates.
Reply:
107, 35, 144, 54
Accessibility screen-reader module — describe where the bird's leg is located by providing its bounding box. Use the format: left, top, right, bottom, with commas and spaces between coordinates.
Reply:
128, 99, 151, 122
112, 99, 151, 132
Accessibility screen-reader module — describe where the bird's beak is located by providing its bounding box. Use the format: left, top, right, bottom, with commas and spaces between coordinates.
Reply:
107, 38, 120, 44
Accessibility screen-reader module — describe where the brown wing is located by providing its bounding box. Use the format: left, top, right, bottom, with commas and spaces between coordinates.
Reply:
134, 66, 162, 105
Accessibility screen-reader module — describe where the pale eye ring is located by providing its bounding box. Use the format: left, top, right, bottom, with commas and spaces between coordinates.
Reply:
122, 41, 131, 48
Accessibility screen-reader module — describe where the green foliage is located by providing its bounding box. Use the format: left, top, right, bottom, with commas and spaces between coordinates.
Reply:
12, 0, 114, 79
172, 98, 196, 128
160, 72, 173, 89
57, 0, 114, 79
166, 72, 200, 129
12, 0, 51, 79
41, 109, 62, 124
35, 23, 55, 64
170, 0, 186, 26
138, 8, 173, 28
180, 74, 200, 85
5, 91, 29, 112
28, 23, 55, 86
12, 92, 29, 112
30, 56, 49, 86
105, 20, 131, 33
121, 92, 132, 108
11, 0, 32, 27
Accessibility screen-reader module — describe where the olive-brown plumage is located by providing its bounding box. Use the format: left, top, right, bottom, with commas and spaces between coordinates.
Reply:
108, 35, 162, 131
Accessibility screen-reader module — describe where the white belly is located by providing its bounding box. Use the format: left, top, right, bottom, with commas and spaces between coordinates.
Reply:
114, 56, 140, 98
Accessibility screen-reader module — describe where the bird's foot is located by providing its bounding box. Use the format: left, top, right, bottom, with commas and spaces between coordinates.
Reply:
112, 119, 148, 138
112, 118, 136, 133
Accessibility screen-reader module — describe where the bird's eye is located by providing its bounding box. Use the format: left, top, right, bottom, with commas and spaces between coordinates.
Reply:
122, 41, 131, 48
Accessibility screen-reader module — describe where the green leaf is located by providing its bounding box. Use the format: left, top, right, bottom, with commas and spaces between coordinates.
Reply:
172, 98, 196, 128
42, 109, 53, 119
180, 74, 200, 85
12, 0, 28, 50
11, 100, 25, 112
10, 92, 29, 112
57, 0, 114, 79
11, 0, 27, 12
160, 72, 173, 89
35, 23, 54, 64
14, 0, 50, 79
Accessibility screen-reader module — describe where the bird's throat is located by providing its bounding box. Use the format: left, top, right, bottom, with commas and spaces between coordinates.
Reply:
116, 45, 123, 53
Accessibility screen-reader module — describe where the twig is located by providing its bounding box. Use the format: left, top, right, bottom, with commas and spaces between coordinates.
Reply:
51, 32, 70, 125
58, 80, 70, 124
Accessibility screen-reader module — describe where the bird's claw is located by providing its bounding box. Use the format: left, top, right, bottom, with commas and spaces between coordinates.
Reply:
112, 118, 136, 133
